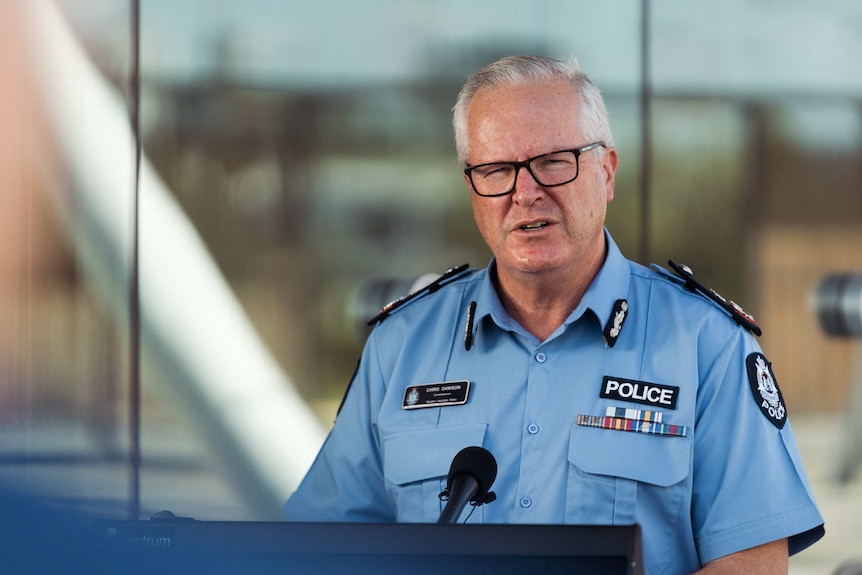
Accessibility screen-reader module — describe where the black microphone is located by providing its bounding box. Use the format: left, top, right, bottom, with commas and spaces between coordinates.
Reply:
437, 446, 497, 524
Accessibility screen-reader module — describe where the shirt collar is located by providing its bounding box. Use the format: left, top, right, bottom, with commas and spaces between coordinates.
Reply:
473, 229, 630, 338
568, 229, 631, 329
475, 260, 518, 333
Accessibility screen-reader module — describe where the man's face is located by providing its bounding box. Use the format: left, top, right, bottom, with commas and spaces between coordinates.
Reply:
464, 79, 618, 280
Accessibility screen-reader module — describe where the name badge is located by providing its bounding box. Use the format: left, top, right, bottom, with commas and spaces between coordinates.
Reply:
402, 381, 470, 410
600, 376, 679, 410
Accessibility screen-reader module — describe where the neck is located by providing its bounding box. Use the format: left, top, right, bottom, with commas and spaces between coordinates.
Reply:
494, 246, 607, 342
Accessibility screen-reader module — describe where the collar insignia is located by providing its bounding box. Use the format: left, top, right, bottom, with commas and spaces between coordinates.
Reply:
603, 299, 629, 347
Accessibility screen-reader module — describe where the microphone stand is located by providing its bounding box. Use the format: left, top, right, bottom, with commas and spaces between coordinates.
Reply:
437, 476, 496, 524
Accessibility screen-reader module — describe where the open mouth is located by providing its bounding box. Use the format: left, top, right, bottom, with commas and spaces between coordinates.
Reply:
520, 221, 549, 231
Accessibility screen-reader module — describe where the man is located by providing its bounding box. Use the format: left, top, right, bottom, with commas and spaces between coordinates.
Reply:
284, 55, 824, 574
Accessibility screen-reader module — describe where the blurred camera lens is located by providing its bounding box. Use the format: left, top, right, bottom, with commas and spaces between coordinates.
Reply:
816, 273, 862, 338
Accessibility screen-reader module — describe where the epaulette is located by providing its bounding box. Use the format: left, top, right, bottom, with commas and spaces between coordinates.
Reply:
658, 260, 762, 337
367, 263, 471, 326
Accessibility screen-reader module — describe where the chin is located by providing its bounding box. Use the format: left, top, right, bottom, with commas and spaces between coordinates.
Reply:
506, 255, 565, 275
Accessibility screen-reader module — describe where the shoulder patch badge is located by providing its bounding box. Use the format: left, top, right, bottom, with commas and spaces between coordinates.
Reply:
746, 352, 786, 429
668, 260, 762, 336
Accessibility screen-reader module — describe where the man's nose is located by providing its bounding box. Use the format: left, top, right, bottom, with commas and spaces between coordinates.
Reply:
511, 165, 544, 204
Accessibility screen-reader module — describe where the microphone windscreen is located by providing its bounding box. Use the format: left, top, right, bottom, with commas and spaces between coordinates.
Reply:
448, 446, 497, 496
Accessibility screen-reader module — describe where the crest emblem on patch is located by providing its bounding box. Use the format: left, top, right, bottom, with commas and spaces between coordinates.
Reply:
406, 388, 420, 407
746, 352, 786, 428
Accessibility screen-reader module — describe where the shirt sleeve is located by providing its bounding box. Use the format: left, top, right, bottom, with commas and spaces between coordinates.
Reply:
691, 328, 825, 563
283, 331, 393, 522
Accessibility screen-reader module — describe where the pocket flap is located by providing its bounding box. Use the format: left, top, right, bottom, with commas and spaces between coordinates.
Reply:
569, 424, 690, 486
383, 423, 488, 486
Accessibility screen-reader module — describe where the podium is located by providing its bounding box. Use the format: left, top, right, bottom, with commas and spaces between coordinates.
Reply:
96, 520, 643, 575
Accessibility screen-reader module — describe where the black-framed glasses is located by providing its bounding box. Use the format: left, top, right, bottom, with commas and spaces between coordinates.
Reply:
464, 142, 605, 197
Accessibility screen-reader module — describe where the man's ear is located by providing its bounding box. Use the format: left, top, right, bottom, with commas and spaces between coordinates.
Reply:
602, 147, 619, 202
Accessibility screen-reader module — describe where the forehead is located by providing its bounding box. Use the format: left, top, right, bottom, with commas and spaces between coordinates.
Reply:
465, 78, 582, 161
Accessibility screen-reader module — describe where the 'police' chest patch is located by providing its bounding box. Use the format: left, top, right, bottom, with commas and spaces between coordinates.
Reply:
746, 353, 786, 429
600, 376, 679, 410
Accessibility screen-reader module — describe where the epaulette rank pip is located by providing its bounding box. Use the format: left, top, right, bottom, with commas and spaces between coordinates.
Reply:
367, 263, 471, 326
667, 260, 762, 337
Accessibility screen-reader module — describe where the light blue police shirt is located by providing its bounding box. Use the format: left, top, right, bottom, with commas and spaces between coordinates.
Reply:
284, 231, 824, 575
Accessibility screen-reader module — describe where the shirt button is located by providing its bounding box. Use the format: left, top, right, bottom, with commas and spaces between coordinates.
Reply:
520, 496, 533, 508
527, 423, 540, 435
535, 352, 547, 363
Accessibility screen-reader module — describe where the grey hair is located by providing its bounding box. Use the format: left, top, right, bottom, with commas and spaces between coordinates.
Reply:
452, 55, 615, 167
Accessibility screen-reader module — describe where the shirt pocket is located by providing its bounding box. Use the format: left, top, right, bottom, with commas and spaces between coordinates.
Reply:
382, 423, 488, 523
566, 423, 690, 532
